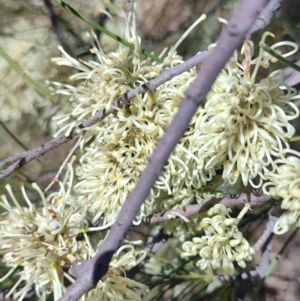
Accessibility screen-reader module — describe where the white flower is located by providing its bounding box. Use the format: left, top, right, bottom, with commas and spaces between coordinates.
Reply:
182, 204, 254, 276
85, 244, 147, 301
0, 157, 148, 301
51, 7, 207, 227
184, 32, 300, 188
263, 150, 300, 234
0, 160, 91, 300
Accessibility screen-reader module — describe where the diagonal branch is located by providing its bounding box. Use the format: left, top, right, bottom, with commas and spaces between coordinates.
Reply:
142, 193, 270, 225
0, 51, 208, 179
58, 1, 269, 300
252, 211, 279, 253
247, 0, 282, 36
252, 207, 284, 277
44, 0, 73, 56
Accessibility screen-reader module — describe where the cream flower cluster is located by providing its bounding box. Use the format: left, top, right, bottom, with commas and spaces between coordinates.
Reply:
51, 9, 208, 226
49, 6, 300, 284
0, 159, 147, 301
263, 151, 300, 234
52, 9, 300, 237
86, 245, 147, 301
0, 162, 91, 300
73, 67, 195, 226
182, 204, 255, 276
182, 33, 300, 188
50, 11, 199, 138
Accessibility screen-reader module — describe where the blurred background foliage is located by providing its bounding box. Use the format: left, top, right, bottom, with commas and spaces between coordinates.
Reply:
0, 0, 300, 300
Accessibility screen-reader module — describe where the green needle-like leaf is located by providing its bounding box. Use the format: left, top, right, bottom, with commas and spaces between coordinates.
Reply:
53, 0, 163, 63
260, 42, 300, 72
0, 46, 54, 101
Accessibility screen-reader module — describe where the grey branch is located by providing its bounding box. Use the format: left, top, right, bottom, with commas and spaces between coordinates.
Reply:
252, 213, 279, 253
252, 207, 284, 277
256, 236, 273, 278
58, 1, 268, 300
143, 192, 270, 224
247, 0, 282, 37
0, 50, 208, 179
44, 0, 73, 56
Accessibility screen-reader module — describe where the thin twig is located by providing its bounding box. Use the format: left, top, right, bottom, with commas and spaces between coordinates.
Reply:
256, 237, 273, 278
252, 211, 280, 252
53, 0, 163, 63
142, 193, 270, 225
247, 0, 282, 37
44, 0, 73, 56
58, 1, 268, 300
0, 120, 29, 152
252, 207, 284, 277
0, 121, 44, 168
44, 135, 82, 192
0, 51, 208, 180
0, 152, 25, 169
